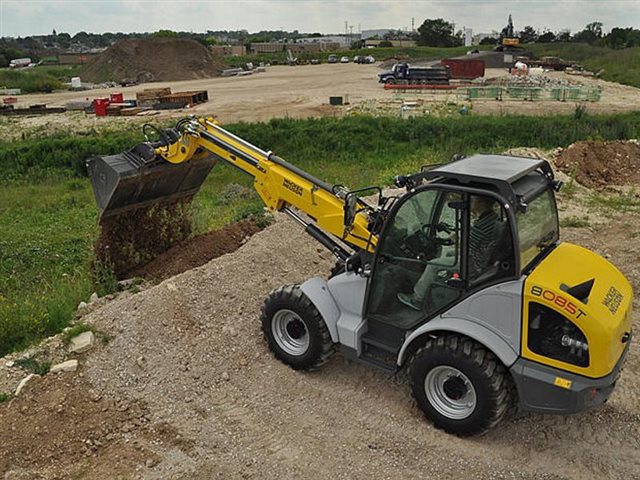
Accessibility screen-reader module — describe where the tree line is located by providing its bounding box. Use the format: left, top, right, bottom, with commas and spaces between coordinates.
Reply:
1, 19, 638, 68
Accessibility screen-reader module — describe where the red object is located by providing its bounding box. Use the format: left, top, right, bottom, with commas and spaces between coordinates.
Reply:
441, 59, 485, 79
383, 84, 462, 90
93, 98, 110, 116
110, 92, 124, 103
3, 97, 17, 105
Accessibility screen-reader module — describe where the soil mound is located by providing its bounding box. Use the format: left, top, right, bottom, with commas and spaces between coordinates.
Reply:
95, 200, 193, 278
81, 38, 224, 83
129, 218, 263, 281
555, 140, 640, 189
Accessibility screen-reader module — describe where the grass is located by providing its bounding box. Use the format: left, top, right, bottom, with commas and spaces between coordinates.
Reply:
0, 64, 82, 93
1, 113, 639, 357
588, 190, 640, 212
560, 216, 590, 228
526, 43, 640, 88
14, 356, 50, 375
0, 393, 9, 403
62, 323, 94, 343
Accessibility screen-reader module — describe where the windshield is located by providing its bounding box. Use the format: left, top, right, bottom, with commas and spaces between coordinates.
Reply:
516, 188, 559, 272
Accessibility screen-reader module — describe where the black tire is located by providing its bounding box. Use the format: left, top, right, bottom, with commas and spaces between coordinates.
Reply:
385, 78, 396, 85
261, 284, 335, 370
409, 334, 513, 436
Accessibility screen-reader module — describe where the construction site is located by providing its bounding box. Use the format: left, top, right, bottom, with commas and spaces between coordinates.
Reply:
1, 23, 640, 480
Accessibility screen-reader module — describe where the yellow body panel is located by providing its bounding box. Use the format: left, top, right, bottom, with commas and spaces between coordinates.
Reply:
523, 242, 633, 378
160, 118, 376, 251
502, 38, 520, 46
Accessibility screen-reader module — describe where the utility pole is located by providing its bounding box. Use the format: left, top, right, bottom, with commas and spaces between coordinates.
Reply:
412, 17, 415, 32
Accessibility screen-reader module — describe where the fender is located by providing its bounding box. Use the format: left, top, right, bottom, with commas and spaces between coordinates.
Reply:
397, 316, 519, 368
299, 276, 340, 343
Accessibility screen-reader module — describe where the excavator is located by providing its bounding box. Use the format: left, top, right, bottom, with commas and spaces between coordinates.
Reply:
88, 116, 633, 436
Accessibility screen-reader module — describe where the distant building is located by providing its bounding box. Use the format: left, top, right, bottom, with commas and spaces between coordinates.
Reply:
249, 42, 323, 54
464, 29, 473, 47
210, 45, 247, 56
363, 39, 417, 47
297, 35, 354, 49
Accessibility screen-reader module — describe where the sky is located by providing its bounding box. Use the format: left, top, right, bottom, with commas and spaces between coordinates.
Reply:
1, 0, 639, 38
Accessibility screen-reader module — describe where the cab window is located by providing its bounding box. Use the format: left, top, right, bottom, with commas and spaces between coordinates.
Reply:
516, 189, 559, 272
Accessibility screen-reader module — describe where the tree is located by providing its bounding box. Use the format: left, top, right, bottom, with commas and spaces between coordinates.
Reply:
519, 26, 538, 44
479, 36, 496, 45
556, 30, 571, 42
573, 22, 603, 44
605, 27, 640, 49
151, 30, 179, 39
537, 31, 556, 43
417, 18, 461, 47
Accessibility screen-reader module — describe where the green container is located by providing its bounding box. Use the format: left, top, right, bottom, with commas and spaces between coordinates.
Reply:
507, 87, 543, 101
467, 87, 501, 100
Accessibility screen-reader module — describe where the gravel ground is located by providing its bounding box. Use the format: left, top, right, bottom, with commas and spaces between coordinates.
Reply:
1, 152, 639, 479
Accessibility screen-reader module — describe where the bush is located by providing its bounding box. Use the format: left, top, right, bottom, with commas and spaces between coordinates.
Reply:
0, 69, 63, 93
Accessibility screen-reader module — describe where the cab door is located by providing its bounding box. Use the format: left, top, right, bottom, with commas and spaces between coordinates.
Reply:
365, 188, 464, 331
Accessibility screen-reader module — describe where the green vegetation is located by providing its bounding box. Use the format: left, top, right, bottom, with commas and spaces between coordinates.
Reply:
14, 356, 50, 375
527, 43, 640, 88
62, 323, 93, 343
1, 113, 639, 357
0, 64, 81, 93
0, 68, 62, 93
588, 190, 640, 212
560, 216, 590, 228
0, 393, 9, 403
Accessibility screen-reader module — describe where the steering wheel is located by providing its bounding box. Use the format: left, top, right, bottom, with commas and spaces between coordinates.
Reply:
420, 222, 455, 247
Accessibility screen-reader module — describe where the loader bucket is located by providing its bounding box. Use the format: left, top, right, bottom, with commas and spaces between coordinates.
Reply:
87, 145, 215, 221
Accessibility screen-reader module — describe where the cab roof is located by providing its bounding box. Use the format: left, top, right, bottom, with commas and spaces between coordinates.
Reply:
424, 154, 555, 209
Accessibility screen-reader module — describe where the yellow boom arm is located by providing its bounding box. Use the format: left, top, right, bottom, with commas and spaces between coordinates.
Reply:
158, 117, 377, 253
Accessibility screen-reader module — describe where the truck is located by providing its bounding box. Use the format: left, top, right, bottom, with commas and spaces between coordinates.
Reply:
378, 63, 451, 85
9, 58, 32, 68
87, 116, 633, 436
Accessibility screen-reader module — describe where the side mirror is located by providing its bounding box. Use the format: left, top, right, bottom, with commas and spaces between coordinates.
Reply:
343, 194, 358, 233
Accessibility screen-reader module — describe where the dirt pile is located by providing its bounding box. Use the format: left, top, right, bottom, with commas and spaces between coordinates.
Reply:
129, 218, 264, 281
555, 140, 640, 189
95, 200, 193, 278
81, 38, 225, 83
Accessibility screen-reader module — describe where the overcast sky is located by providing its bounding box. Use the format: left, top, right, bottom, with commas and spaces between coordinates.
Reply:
1, 0, 639, 38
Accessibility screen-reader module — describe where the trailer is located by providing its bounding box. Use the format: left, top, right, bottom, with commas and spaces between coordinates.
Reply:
441, 59, 485, 80
378, 63, 450, 85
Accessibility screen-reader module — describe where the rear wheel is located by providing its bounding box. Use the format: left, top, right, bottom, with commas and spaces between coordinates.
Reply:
409, 334, 513, 436
261, 285, 335, 370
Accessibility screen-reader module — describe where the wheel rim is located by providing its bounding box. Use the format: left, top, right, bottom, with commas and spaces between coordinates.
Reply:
425, 366, 477, 420
272, 309, 309, 356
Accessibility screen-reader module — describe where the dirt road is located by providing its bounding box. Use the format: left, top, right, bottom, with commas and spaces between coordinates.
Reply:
5, 64, 640, 141
2, 173, 639, 479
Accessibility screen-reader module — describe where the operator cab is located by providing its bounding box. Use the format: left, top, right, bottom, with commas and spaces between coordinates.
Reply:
361, 155, 561, 354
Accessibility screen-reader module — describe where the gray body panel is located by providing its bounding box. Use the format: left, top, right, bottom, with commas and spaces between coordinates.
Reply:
509, 339, 630, 413
398, 278, 525, 367
303, 274, 525, 369
300, 272, 368, 352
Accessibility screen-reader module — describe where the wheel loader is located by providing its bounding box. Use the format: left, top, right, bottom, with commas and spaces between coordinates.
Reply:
87, 117, 633, 436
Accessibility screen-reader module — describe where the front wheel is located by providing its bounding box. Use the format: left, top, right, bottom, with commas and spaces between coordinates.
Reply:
409, 335, 513, 436
261, 285, 335, 370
